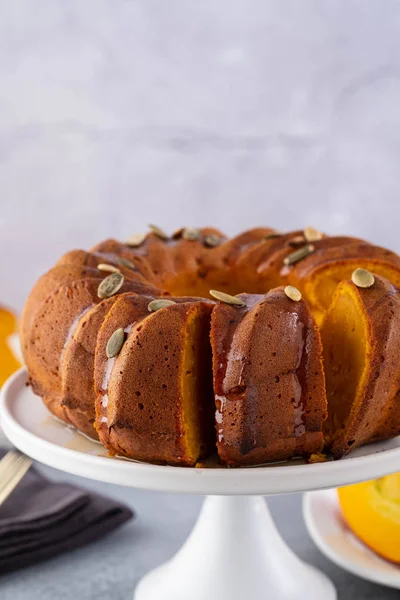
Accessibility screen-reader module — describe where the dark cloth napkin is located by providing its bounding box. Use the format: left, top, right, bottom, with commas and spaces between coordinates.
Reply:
0, 449, 134, 574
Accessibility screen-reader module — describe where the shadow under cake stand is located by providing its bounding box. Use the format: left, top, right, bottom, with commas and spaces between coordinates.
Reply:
3, 369, 400, 600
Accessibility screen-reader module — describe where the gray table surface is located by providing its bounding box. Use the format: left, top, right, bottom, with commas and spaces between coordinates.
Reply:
0, 463, 397, 600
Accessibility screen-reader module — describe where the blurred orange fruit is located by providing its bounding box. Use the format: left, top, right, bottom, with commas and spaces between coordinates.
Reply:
0, 305, 21, 387
338, 474, 400, 563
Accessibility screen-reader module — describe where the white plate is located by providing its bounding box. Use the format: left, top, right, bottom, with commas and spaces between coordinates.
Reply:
303, 489, 400, 589
0, 332, 22, 447
6, 332, 23, 364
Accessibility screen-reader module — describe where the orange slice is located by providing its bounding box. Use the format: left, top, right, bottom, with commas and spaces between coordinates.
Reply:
0, 305, 21, 387
338, 474, 400, 563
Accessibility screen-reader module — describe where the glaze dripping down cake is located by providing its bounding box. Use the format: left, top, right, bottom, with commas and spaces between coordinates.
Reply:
20, 226, 400, 466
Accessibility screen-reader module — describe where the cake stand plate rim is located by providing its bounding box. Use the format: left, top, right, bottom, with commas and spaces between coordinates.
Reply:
2, 368, 400, 495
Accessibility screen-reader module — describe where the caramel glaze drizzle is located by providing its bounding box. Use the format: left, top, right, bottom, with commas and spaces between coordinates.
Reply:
216, 293, 310, 460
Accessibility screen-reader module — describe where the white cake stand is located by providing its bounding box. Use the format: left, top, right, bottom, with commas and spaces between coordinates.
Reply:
3, 369, 400, 600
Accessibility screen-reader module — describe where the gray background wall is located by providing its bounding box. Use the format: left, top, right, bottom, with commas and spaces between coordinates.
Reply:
1, 0, 400, 310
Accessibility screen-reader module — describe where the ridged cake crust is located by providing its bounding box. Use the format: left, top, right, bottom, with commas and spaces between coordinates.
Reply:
22, 259, 162, 426
288, 240, 400, 312
61, 296, 119, 437
20, 226, 400, 466
210, 290, 327, 465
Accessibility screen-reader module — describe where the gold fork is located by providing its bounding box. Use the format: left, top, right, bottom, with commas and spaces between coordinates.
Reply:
0, 450, 32, 506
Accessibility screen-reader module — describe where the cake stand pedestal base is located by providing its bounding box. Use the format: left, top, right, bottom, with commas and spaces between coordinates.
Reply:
134, 495, 336, 600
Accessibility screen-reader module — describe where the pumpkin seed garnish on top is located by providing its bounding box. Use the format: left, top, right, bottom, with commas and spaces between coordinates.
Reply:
284, 286, 302, 302
149, 224, 169, 240
351, 268, 375, 289
204, 234, 222, 247
209, 290, 246, 307
182, 228, 201, 241
304, 227, 323, 243
97, 263, 121, 274
289, 235, 305, 247
97, 272, 125, 299
148, 298, 177, 312
126, 233, 146, 248
283, 244, 315, 266
118, 257, 136, 269
106, 328, 125, 359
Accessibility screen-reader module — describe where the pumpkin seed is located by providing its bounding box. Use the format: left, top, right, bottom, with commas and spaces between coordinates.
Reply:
304, 227, 323, 243
97, 272, 124, 299
182, 228, 201, 241
289, 235, 305, 247
97, 263, 121, 274
283, 244, 315, 266
149, 224, 169, 240
148, 298, 177, 312
118, 257, 136, 270
106, 328, 125, 359
204, 234, 222, 247
126, 233, 146, 247
351, 268, 375, 289
284, 286, 302, 302
263, 232, 282, 241
209, 290, 246, 307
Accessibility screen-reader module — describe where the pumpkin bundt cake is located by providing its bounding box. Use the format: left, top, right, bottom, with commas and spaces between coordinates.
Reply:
20, 225, 400, 466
